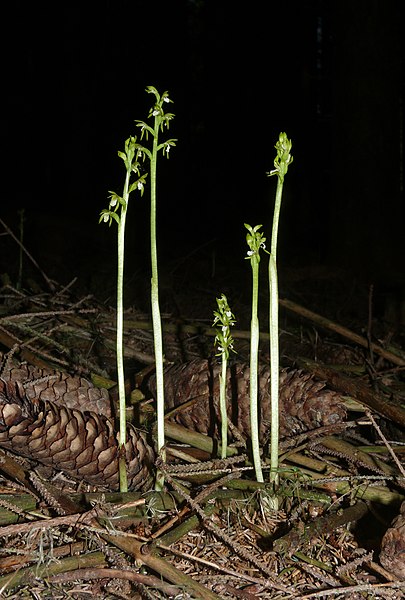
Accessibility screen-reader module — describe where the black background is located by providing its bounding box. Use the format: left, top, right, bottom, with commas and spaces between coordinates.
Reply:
2, 0, 404, 292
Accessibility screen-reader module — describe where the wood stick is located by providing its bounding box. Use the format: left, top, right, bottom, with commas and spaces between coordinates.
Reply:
280, 298, 405, 367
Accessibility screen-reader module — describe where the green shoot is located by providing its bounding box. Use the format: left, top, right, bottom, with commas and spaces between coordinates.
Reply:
100, 137, 147, 492
244, 223, 266, 483
135, 86, 177, 489
212, 293, 236, 458
266, 132, 293, 495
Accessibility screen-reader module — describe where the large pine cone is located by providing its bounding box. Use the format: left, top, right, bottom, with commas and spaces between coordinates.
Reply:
1, 360, 112, 417
148, 358, 346, 443
0, 378, 154, 492
380, 500, 405, 580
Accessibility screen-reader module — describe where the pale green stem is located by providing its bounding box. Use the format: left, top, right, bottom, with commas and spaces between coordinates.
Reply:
250, 257, 264, 483
268, 254, 279, 490
150, 117, 165, 489
268, 176, 284, 491
116, 171, 130, 493
219, 358, 228, 459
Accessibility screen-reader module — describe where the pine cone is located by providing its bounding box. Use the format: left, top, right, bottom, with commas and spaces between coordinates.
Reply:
0, 378, 154, 492
380, 500, 405, 580
1, 360, 112, 417
148, 358, 346, 442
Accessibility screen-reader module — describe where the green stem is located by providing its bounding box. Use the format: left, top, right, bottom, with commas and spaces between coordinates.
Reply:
150, 116, 165, 489
116, 171, 130, 493
250, 257, 264, 483
219, 358, 228, 459
268, 252, 279, 490
266, 133, 292, 503
268, 174, 284, 494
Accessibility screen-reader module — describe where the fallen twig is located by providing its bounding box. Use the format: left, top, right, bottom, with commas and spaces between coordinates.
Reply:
280, 297, 405, 367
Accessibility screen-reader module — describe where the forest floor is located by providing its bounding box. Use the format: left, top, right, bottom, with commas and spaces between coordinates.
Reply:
0, 215, 404, 599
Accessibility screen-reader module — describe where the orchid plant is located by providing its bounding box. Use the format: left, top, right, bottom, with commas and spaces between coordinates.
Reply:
135, 86, 176, 489
245, 223, 267, 483
266, 132, 293, 499
100, 137, 147, 492
213, 293, 236, 458
100, 86, 176, 491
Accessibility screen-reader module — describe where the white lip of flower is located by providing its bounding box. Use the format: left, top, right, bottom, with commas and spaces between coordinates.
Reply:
163, 96, 170, 103
152, 109, 160, 116
103, 214, 109, 223
137, 182, 143, 190
247, 250, 255, 256
165, 144, 170, 154
110, 198, 117, 207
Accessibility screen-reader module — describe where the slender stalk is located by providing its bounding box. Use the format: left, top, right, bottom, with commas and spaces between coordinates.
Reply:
100, 137, 147, 492
150, 113, 166, 485
116, 171, 129, 492
268, 212, 280, 492
135, 86, 177, 491
250, 259, 263, 482
219, 359, 228, 458
268, 177, 283, 490
245, 224, 266, 483
266, 133, 293, 495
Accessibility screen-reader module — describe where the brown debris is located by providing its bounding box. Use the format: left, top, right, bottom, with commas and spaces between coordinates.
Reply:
380, 500, 405, 580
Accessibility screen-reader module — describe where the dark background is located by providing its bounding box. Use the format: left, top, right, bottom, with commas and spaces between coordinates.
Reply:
1, 0, 404, 297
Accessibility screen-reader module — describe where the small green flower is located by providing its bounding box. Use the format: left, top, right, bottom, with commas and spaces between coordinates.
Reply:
244, 223, 266, 261
213, 294, 236, 360
267, 132, 293, 181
